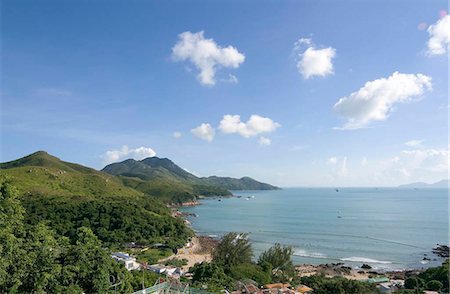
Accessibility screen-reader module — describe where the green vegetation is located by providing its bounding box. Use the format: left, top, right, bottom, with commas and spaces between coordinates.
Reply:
102, 156, 279, 204
0, 177, 156, 293
258, 243, 295, 282
191, 262, 234, 292
398, 259, 449, 293
0, 151, 192, 247
213, 233, 253, 269
137, 249, 173, 264
191, 232, 296, 291
203, 176, 280, 190
295, 275, 380, 294
164, 258, 188, 267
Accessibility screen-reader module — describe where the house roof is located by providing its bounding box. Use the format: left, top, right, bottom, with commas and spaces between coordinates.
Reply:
264, 283, 291, 289
298, 285, 313, 293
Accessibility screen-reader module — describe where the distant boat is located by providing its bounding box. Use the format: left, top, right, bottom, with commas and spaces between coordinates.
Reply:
336, 189, 339, 192
246, 197, 250, 200
250, 196, 255, 199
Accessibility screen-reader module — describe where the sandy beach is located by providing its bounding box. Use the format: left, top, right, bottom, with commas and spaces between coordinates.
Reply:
159, 236, 217, 271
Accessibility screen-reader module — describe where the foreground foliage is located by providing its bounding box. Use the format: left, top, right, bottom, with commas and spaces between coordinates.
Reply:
397, 259, 449, 293
295, 275, 380, 294
0, 177, 162, 293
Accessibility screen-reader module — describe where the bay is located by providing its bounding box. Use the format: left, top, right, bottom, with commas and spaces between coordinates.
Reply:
180, 188, 448, 270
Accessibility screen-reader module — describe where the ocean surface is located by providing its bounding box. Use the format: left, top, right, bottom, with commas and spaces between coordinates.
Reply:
180, 188, 449, 271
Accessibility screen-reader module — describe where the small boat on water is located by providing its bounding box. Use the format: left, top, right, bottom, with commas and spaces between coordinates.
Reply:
250, 195, 255, 199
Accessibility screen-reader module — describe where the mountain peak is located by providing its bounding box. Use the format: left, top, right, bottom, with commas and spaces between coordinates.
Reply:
0, 151, 95, 174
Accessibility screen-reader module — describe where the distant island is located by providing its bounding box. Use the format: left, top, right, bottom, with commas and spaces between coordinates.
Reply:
398, 179, 449, 188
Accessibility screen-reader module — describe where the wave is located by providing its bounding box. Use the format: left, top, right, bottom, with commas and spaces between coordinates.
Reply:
294, 249, 328, 259
340, 257, 392, 264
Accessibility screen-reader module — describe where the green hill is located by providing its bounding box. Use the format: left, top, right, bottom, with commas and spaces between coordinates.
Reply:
0, 151, 191, 246
203, 176, 280, 190
102, 157, 279, 201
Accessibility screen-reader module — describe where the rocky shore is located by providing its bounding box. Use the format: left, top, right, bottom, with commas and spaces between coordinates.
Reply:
295, 263, 426, 281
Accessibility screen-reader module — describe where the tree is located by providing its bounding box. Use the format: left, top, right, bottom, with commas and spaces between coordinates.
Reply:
0, 177, 26, 292
426, 280, 443, 291
230, 263, 271, 285
298, 274, 380, 294
190, 262, 233, 292
59, 227, 115, 292
258, 243, 295, 282
20, 223, 61, 293
213, 232, 253, 269
404, 277, 421, 290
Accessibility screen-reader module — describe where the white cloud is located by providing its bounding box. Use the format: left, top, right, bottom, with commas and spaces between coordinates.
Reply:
339, 157, 348, 177
333, 72, 432, 129
258, 136, 271, 146
294, 38, 336, 79
222, 74, 239, 84
218, 114, 280, 138
172, 31, 245, 86
426, 15, 450, 56
327, 157, 338, 165
102, 145, 156, 165
173, 131, 182, 139
327, 156, 348, 178
379, 148, 449, 183
191, 123, 215, 142
405, 139, 424, 148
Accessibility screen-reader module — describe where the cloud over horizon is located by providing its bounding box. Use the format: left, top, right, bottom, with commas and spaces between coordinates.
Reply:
101, 145, 156, 165
294, 38, 336, 79
333, 72, 432, 130
172, 31, 245, 86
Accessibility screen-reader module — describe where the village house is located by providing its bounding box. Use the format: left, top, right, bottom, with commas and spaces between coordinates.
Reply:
111, 252, 140, 271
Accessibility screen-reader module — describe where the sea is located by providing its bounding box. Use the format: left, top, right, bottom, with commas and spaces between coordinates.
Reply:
180, 188, 449, 271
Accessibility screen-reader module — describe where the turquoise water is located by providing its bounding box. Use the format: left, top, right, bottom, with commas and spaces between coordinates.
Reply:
181, 188, 448, 270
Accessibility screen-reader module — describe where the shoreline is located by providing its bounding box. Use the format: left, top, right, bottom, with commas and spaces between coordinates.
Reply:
170, 197, 447, 278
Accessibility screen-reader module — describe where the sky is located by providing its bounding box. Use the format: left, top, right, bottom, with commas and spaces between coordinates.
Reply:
1, 0, 448, 187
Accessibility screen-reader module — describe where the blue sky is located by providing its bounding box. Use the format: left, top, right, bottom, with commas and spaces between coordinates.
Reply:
2, 0, 448, 186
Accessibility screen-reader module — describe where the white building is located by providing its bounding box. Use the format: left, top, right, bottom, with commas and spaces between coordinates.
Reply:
111, 252, 140, 271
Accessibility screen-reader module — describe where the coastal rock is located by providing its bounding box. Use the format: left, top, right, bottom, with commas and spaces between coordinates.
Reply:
432, 244, 449, 258
361, 264, 372, 269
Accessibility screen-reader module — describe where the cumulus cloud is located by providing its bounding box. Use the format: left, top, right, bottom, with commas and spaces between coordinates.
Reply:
218, 114, 280, 138
172, 31, 245, 86
381, 148, 449, 182
405, 139, 424, 148
173, 131, 182, 139
426, 15, 450, 56
333, 72, 432, 130
294, 38, 336, 79
191, 123, 215, 142
258, 136, 271, 146
102, 145, 156, 165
